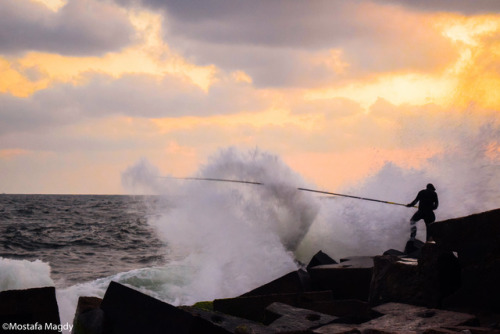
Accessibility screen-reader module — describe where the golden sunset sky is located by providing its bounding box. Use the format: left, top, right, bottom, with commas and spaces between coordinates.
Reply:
1, 0, 499, 194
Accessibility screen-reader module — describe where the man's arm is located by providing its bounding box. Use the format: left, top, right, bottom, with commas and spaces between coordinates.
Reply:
407, 192, 420, 207
433, 194, 439, 210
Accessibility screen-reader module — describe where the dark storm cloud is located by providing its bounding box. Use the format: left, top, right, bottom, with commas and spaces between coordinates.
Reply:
0, 0, 134, 55
119, 0, 456, 87
144, 0, 359, 49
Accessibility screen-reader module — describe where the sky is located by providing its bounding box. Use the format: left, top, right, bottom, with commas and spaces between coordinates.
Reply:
1, 0, 499, 194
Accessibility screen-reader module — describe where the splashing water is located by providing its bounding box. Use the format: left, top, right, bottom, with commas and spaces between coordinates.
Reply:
2, 122, 497, 332
121, 127, 500, 299
297, 123, 500, 261
122, 148, 320, 303
0, 257, 54, 292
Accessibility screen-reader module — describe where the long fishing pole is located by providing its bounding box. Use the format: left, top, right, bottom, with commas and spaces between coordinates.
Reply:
162, 176, 415, 208
167, 176, 263, 186
296, 187, 410, 207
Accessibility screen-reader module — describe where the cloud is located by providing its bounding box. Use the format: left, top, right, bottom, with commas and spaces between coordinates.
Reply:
0, 71, 271, 136
0, 92, 74, 136
0, 0, 134, 55
126, 0, 455, 87
371, 0, 500, 14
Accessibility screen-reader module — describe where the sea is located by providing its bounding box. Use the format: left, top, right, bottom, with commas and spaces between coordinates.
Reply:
0, 146, 498, 331
0, 194, 166, 287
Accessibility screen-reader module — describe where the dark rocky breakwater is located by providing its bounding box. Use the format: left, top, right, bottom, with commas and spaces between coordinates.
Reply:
2, 208, 500, 333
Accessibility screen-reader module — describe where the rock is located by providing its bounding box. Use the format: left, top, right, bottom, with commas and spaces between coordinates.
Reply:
307, 251, 338, 271
425, 326, 500, 333
0, 286, 61, 334
101, 281, 193, 334
370, 242, 461, 308
369, 255, 420, 306
382, 249, 405, 257
313, 326, 361, 334
265, 302, 337, 332
429, 209, 500, 312
308, 257, 373, 301
100, 281, 225, 334
429, 208, 500, 263
314, 303, 477, 334
183, 306, 274, 334
74, 296, 102, 315
419, 242, 461, 305
213, 291, 334, 323
73, 297, 104, 334
404, 239, 425, 258
300, 299, 376, 324
443, 258, 500, 312
422, 329, 467, 334
240, 270, 311, 297
366, 303, 478, 331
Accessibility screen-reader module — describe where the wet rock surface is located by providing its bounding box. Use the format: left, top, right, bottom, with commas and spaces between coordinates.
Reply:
265, 302, 337, 332
314, 303, 478, 334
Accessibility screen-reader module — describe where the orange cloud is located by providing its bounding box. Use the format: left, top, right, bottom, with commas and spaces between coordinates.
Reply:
0, 58, 47, 97
0, 149, 30, 160
0, 9, 216, 97
304, 13, 500, 111
30, 0, 66, 11
151, 108, 321, 133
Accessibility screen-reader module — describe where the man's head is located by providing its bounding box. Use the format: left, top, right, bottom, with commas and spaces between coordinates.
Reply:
426, 183, 436, 191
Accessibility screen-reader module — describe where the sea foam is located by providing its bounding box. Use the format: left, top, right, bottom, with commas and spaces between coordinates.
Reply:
123, 148, 320, 302
0, 257, 54, 292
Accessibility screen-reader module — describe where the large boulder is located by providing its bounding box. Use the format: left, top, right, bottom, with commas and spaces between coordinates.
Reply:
240, 269, 311, 297
430, 208, 500, 265
430, 209, 500, 312
100, 281, 227, 334
73, 297, 104, 334
403, 239, 425, 258
369, 255, 420, 306
307, 251, 338, 271
0, 286, 61, 334
308, 257, 373, 301
213, 291, 334, 323
443, 258, 500, 312
370, 242, 461, 308
418, 242, 461, 304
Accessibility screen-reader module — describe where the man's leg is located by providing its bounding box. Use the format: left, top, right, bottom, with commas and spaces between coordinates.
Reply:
409, 211, 422, 241
424, 222, 432, 241
424, 212, 436, 241
410, 220, 417, 240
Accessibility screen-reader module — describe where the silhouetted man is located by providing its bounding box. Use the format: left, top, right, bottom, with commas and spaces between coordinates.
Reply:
407, 183, 439, 241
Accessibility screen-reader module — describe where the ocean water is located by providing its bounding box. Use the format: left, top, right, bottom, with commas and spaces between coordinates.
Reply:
1, 142, 499, 330
0, 194, 166, 287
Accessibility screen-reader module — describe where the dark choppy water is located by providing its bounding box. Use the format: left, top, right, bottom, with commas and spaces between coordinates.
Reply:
0, 194, 167, 286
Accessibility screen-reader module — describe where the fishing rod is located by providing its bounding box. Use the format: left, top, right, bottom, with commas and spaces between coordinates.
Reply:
162, 176, 415, 208
296, 187, 411, 207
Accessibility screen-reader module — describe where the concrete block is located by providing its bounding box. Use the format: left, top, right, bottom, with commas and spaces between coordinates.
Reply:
0, 286, 60, 334
266, 302, 337, 332
309, 257, 373, 301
